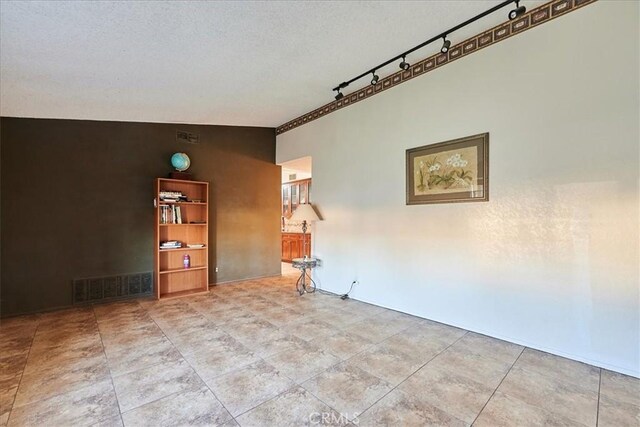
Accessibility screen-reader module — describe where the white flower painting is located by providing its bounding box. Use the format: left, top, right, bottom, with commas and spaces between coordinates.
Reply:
413, 146, 478, 195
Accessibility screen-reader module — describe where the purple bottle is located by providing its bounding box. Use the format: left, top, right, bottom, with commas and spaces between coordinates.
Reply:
183, 254, 190, 269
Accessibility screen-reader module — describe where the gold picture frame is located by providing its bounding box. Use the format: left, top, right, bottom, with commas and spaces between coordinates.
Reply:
406, 133, 489, 205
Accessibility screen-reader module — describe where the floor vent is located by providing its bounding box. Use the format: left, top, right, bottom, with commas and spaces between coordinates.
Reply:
73, 272, 153, 304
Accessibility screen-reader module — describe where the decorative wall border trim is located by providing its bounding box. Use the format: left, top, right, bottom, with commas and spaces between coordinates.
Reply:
276, 0, 596, 135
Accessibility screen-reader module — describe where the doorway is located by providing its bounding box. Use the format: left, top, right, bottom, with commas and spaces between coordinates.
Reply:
278, 156, 312, 276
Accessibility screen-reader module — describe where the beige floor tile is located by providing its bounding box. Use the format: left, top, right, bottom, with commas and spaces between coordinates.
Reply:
497, 365, 598, 426
398, 364, 494, 424
0, 333, 33, 360
106, 336, 181, 376
29, 332, 103, 357
342, 317, 408, 344
0, 315, 39, 332
287, 319, 339, 342
309, 330, 373, 360
221, 318, 280, 345
451, 332, 523, 364
0, 354, 29, 381
427, 345, 513, 389
14, 354, 110, 407
154, 314, 216, 340
257, 307, 307, 327
265, 341, 341, 383
93, 414, 124, 427
101, 323, 165, 355
207, 360, 295, 416
412, 320, 467, 344
600, 369, 640, 407
358, 388, 468, 427
184, 340, 261, 381
121, 386, 233, 427
316, 309, 365, 329
345, 344, 424, 386
236, 386, 343, 427
474, 390, 584, 427
96, 312, 155, 335
598, 394, 640, 427
112, 358, 203, 412
515, 348, 600, 392
377, 330, 450, 363
30, 328, 101, 351
93, 300, 142, 318
22, 339, 105, 376
245, 331, 307, 358
0, 373, 20, 418
167, 326, 229, 355
302, 363, 393, 421
8, 380, 119, 427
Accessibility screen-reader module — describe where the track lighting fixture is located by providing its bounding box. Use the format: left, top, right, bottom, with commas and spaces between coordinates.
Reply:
399, 56, 410, 70
508, 1, 526, 20
440, 37, 451, 54
332, 0, 522, 100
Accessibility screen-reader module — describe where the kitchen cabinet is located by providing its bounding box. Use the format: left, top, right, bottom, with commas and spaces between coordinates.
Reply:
281, 233, 311, 262
282, 179, 311, 219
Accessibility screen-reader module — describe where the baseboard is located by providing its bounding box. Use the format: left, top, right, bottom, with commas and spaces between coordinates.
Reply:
212, 272, 282, 286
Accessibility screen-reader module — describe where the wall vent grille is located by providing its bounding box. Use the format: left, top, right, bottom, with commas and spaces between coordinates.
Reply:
176, 131, 199, 144
73, 272, 153, 304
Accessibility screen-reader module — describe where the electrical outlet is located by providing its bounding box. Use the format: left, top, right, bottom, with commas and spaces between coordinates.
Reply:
215, 267, 219, 273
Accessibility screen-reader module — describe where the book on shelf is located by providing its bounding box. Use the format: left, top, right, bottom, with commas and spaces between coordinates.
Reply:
160, 240, 182, 249
159, 205, 183, 224
159, 191, 188, 202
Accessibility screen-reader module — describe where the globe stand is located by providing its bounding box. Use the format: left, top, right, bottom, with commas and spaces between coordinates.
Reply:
169, 171, 193, 180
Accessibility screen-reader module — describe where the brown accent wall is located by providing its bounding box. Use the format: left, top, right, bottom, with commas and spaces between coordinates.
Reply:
0, 117, 281, 316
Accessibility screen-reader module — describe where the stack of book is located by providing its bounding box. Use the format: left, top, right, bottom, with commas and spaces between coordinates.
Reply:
160, 240, 182, 250
160, 205, 183, 224
159, 191, 188, 202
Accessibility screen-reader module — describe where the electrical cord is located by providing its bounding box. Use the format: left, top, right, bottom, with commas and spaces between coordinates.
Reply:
314, 280, 357, 300
340, 280, 357, 300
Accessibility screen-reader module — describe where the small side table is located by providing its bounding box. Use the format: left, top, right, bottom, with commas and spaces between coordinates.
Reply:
292, 257, 318, 295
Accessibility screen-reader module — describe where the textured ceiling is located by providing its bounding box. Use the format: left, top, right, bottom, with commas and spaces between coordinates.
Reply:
0, 1, 542, 127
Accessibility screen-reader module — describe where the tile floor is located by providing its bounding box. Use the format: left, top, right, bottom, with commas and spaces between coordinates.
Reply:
1, 274, 638, 426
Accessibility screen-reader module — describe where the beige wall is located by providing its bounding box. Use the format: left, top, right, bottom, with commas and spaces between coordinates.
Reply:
276, 1, 639, 376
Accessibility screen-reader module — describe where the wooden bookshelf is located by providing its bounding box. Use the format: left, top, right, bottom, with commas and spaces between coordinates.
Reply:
154, 178, 209, 299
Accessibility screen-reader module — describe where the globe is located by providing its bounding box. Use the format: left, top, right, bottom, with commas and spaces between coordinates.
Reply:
171, 153, 191, 172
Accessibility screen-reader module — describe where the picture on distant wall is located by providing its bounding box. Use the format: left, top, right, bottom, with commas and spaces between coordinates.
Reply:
406, 133, 489, 205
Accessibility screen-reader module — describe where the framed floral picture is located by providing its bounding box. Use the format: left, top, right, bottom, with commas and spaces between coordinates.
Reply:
406, 133, 489, 205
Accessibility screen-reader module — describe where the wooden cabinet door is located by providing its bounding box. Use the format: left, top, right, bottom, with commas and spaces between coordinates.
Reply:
290, 237, 299, 260
281, 238, 291, 262
282, 185, 291, 218
291, 184, 299, 214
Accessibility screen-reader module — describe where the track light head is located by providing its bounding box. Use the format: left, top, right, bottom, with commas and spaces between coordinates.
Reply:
399, 56, 410, 70
508, 2, 526, 20
334, 90, 344, 101
441, 37, 451, 54
370, 72, 379, 85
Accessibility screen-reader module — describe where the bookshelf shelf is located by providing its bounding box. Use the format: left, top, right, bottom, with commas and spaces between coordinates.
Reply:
160, 201, 207, 205
159, 247, 207, 252
155, 178, 209, 299
159, 266, 207, 275
159, 223, 207, 227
